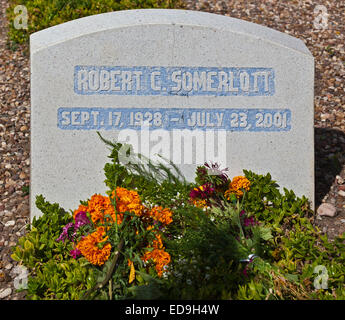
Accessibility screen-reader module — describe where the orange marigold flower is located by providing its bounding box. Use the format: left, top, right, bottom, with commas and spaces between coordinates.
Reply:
225, 176, 251, 199
148, 206, 173, 225
142, 249, 171, 277
75, 188, 143, 226
192, 199, 207, 208
76, 227, 111, 266
152, 233, 164, 250
145, 226, 164, 249
111, 187, 143, 217
87, 194, 121, 225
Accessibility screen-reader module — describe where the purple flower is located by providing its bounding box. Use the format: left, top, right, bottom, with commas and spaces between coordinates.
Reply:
243, 216, 259, 227
70, 248, 81, 259
204, 162, 229, 184
74, 211, 90, 229
56, 211, 91, 243
242, 256, 255, 277
56, 222, 75, 242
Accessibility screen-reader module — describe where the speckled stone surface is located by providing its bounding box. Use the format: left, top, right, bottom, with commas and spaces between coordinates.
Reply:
30, 9, 314, 219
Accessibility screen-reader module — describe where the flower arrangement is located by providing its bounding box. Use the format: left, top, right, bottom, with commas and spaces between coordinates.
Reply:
11, 135, 345, 300
56, 186, 174, 289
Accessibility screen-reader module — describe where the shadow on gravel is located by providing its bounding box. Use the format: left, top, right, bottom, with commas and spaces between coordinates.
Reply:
315, 126, 345, 208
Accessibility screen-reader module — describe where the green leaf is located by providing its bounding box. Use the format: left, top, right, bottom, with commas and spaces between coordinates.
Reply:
284, 273, 299, 283
259, 226, 273, 241
11, 253, 20, 262
24, 240, 34, 251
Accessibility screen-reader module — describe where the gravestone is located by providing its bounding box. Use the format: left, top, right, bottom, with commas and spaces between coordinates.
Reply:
30, 9, 314, 219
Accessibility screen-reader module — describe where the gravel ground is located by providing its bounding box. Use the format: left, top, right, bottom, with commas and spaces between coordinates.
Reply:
0, 0, 344, 300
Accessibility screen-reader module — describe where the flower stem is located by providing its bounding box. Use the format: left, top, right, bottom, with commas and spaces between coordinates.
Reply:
236, 201, 245, 241
82, 238, 124, 300
109, 278, 112, 300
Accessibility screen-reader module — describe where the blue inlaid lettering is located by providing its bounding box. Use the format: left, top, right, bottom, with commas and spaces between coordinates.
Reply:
58, 108, 290, 131
74, 66, 275, 96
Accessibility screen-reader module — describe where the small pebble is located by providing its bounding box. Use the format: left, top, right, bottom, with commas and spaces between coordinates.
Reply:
5, 263, 12, 270
19, 172, 26, 179
338, 190, 345, 197
4, 220, 15, 227
0, 288, 12, 299
317, 203, 337, 217
4, 211, 12, 217
336, 175, 344, 185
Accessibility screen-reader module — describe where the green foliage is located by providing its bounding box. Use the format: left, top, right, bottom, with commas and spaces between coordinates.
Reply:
12, 137, 345, 300
26, 258, 96, 300
7, 0, 185, 44
99, 132, 195, 237
11, 195, 72, 267
21, 185, 29, 196
100, 132, 191, 204
242, 169, 312, 227
160, 199, 274, 299
232, 170, 345, 299
11, 195, 96, 299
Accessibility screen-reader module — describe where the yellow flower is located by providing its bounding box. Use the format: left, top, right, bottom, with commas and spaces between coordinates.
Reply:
192, 199, 207, 208
128, 260, 136, 284
225, 176, 251, 199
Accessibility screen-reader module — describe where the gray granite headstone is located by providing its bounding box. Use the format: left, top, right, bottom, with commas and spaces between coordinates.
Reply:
30, 9, 314, 219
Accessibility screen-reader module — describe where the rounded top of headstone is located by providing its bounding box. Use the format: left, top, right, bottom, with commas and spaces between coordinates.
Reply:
30, 9, 312, 58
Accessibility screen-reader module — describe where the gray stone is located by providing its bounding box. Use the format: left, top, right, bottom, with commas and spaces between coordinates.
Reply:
317, 203, 337, 217
30, 9, 314, 219
4, 263, 13, 270
0, 288, 12, 299
4, 220, 15, 227
336, 175, 344, 185
338, 190, 345, 197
